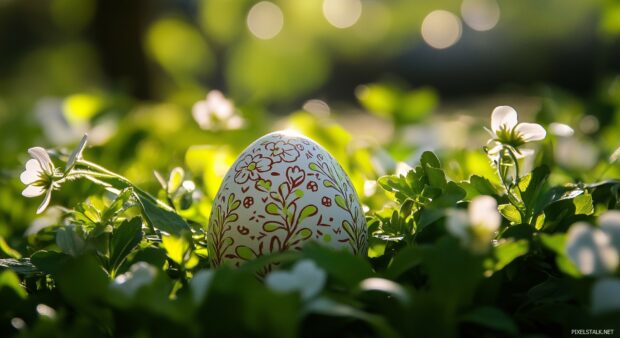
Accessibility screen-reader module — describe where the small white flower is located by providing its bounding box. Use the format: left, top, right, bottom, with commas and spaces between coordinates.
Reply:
192, 90, 245, 131
110, 262, 157, 297
548, 122, 574, 137
447, 195, 501, 253
265, 260, 326, 300
20, 147, 58, 214
487, 106, 546, 156
565, 212, 620, 276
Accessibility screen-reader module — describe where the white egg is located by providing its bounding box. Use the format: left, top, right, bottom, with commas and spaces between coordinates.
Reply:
208, 131, 367, 267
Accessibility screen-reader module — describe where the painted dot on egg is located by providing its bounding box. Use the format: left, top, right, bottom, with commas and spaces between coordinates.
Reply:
207, 131, 368, 268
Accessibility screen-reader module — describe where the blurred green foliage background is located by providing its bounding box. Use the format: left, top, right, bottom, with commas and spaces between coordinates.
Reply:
1, 0, 620, 253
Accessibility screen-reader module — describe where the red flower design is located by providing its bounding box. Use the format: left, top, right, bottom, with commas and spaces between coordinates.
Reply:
307, 181, 318, 192
322, 197, 332, 207
265, 141, 300, 163
234, 154, 272, 184
243, 196, 254, 208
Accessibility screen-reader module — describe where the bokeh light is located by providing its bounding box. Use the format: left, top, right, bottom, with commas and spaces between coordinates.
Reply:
461, 0, 500, 32
323, 0, 362, 29
421, 10, 462, 49
247, 1, 284, 40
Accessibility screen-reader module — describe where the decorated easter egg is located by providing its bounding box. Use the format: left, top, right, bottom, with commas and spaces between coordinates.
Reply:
207, 131, 367, 267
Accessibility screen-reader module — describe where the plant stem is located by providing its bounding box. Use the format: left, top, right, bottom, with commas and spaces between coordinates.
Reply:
76, 160, 161, 205
497, 148, 524, 212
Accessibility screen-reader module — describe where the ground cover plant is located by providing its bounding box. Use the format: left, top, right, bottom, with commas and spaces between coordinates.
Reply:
1, 84, 620, 338
2, 1, 620, 337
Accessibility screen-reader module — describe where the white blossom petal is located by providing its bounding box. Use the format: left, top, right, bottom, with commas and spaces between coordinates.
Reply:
514, 148, 535, 159
515, 123, 546, 142
192, 101, 212, 129
491, 106, 518, 133
28, 147, 54, 173
469, 195, 500, 231
265, 260, 326, 300
265, 271, 300, 293
566, 222, 619, 276
225, 115, 245, 130
600, 211, 620, 251
549, 122, 574, 137
22, 184, 46, 197
20, 159, 43, 185
291, 260, 326, 299
599, 210, 620, 229
591, 278, 620, 315
111, 262, 157, 297
207, 91, 234, 119
36, 188, 53, 214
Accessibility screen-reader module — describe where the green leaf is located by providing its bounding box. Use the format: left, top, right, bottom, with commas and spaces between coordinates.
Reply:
534, 212, 545, 230
0, 236, 21, 259
257, 179, 272, 192
385, 245, 422, 279
335, 195, 347, 210
136, 193, 189, 235
101, 188, 134, 224
56, 226, 85, 256
420, 151, 441, 169
520, 166, 550, 214
498, 204, 522, 224
235, 246, 257, 260
492, 239, 529, 272
109, 218, 143, 274
306, 298, 400, 338
161, 232, 193, 266
466, 175, 498, 198
538, 233, 580, 277
0, 258, 41, 277
266, 203, 280, 215
31, 251, 71, 275
460, 307, 518, 336
539, 233, 565, 253
302, 243, 373, 288
296, 228, 312, 240
56, 255, 108, 308
263, 222, 281, 232
298, 205, 318, 223
573, 191, 594, 215
424, 166, 447, 190
0, 270, 27, 299
228, 194, 241, 210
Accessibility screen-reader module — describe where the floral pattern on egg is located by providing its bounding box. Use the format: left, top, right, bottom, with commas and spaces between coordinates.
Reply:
208, 131, 368, 268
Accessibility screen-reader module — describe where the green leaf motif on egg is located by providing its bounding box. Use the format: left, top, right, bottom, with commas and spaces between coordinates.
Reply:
207, 131, 368, 268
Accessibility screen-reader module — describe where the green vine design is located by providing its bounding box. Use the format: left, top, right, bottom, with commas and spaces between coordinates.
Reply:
208, 192, 241, 266
309, 161, 367, 255
261, 167, 317, 252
